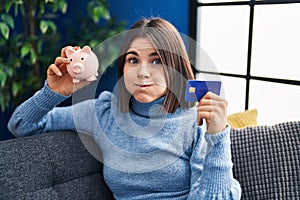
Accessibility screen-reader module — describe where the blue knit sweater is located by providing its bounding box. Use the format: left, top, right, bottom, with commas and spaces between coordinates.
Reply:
8, 82, 241, 199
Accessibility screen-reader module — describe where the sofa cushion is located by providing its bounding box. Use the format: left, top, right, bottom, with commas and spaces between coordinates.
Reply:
230, 121, 300, 199
0, 131, 114, 200
227, 109, 258, 128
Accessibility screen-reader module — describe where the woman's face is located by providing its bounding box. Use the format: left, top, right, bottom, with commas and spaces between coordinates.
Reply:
123, 37, 167, 103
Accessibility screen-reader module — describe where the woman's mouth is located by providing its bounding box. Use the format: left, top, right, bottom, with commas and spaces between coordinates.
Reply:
136, 82, 154, 88
140, 84, 151, 88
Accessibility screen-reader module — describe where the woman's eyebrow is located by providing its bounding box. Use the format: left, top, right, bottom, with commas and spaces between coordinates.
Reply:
149, 52, 159, 57
125, 51, 138, 56
125, 51, 158, 57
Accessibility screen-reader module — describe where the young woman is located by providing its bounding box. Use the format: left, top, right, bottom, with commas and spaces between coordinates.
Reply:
8, 17, 241, 199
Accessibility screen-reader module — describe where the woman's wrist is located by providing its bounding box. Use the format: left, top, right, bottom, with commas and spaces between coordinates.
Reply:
45, 81, 71, 97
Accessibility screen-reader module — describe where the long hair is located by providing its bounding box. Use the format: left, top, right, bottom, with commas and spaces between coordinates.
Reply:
117, 17, 195, 113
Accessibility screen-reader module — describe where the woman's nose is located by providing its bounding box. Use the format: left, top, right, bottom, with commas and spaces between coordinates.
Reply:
137, 63, 150, 78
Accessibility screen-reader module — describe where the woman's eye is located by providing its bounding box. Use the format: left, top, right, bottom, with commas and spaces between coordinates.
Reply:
152, 59, 162, 64
128, 58, 138, 64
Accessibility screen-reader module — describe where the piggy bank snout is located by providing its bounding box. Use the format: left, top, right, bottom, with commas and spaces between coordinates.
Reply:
71, 63, 84, 73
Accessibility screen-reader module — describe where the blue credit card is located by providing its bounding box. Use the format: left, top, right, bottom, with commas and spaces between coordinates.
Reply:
185, 80, 221, 102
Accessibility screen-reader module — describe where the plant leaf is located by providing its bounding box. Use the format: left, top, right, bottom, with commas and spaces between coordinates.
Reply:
48, 21, 57, 33
0, 70, 7, 87
37, 39, 43, 54
0, 22, 9, 39
39, 20, 48, 34
40, 20, 57, 33
30, 49, 37, 63
21, 44, 31, 58
4, 2, 12, 13
100, 6, 111, 20
12, 82, 21, 97
92, 7, 101, 23
6, 67, 14, 78
1, 14, 14, 29
58, 0, 68, 13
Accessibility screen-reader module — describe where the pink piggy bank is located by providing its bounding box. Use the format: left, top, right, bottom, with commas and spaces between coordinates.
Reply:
66, 46, 99, 83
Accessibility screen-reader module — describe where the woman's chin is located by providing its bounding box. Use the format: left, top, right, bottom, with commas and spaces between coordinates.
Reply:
133, 93, 161, 103
133, 96, 154, 103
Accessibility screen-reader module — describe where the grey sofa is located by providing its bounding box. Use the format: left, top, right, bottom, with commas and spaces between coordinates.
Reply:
1, 121, 299, 200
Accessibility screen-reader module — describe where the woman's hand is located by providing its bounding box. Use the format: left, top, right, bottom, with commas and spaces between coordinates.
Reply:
197, 92, 228, 134
47, 46, 91, 96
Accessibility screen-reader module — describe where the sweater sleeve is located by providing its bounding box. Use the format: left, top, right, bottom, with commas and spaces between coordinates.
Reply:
7, 81, 97, 137
188, 125, 241, 199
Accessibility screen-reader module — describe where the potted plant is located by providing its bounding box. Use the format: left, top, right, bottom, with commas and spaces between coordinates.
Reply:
0, 0, 126, 112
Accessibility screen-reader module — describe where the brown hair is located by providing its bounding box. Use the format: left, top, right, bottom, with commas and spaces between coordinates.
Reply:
117, 17, 195, 113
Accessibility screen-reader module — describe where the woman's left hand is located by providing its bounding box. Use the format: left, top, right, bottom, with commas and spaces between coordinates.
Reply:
197, 92, 228, 134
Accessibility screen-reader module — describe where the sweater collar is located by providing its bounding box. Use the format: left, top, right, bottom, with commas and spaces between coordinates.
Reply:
130, 96, 167, 118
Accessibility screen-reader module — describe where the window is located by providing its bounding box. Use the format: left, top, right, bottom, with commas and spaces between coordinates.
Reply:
189, 0, 300, 125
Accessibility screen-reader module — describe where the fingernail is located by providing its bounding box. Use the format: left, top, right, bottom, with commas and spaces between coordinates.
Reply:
58, 71, 62, 76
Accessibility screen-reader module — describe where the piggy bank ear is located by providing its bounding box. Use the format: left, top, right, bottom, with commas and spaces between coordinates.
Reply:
82, 46, 91, 54
66, 47, 76, 57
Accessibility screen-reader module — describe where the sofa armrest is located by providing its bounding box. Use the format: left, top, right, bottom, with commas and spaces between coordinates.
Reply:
0, 131, 114, 200
230, 121, 300, 199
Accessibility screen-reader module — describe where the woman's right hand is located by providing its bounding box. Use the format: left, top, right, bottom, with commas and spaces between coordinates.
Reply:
47, 46, 91, 96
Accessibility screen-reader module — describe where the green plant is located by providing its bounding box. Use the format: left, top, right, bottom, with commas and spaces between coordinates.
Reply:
0, 0, 126, 112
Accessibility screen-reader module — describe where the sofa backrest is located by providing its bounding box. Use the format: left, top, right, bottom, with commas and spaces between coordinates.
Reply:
231, 121, 300, 199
